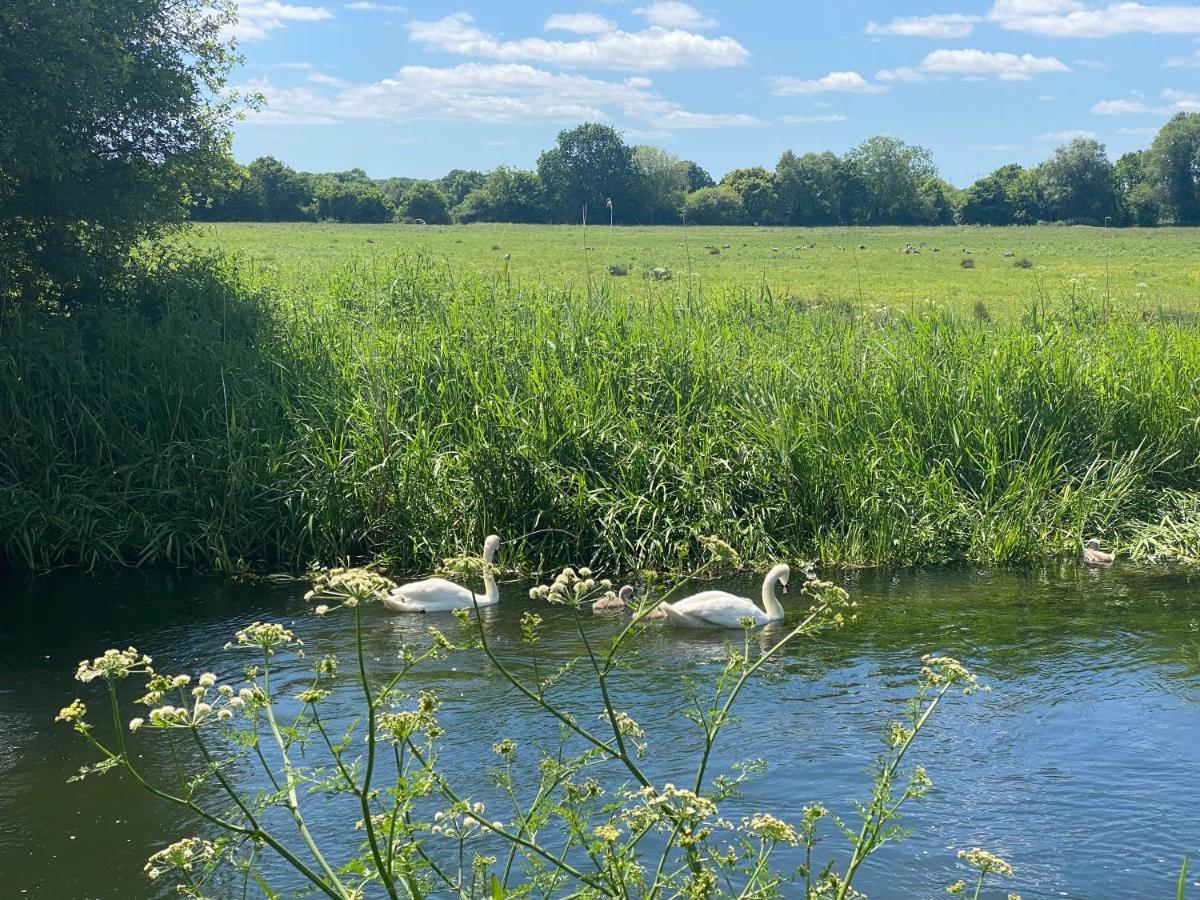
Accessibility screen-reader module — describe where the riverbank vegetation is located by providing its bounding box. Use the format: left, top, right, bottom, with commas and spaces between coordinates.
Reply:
4, 249, 1199, 574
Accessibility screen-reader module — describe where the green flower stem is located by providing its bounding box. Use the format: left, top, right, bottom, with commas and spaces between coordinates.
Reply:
353, 604, 403, 900
261, 652, 353, 898
404, 738, 608, 894
836, 682, 951, 900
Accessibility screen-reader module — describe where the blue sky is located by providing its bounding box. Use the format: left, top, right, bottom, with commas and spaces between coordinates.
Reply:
229, 1, 1200, 186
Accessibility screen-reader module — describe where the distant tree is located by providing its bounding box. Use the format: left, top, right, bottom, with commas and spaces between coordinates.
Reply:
453, 167, 547, 223
682, 160, 716, 192
918, 177, 958, 225
633, 145, 690, 224
1148, 113, 1200, 225
1038, 138, 1117, 223
249, 157, 315, 221
397, 181, 449, 224
376, 177, 418, 208
683, 187, 745, 225
0, 0, 243, 306
844, 136, 938, 224
775, 150, 841, 225
835, 156, 871, 225
191, 157, 265, 222
1011, 166, 1049, 224
960, 164, 1025, 226
1113, 150, 1160, 226
537, 123, 639, 222
719, 167, 782, 225
314, 179, 392, 223
438, 170, 486, 207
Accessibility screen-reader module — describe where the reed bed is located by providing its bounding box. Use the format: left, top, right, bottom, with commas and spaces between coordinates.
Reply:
3, 250, 1199, 573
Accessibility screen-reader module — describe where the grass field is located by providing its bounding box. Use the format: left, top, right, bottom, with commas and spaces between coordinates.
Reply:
192, 223, 1200, 317
5, 224, 1200, 573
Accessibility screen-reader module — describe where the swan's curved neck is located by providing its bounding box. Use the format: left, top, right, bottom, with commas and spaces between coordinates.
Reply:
482, 543, 499, 604
760, 567, 786, 620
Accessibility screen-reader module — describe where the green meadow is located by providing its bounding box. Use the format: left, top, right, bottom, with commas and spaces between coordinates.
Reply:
6, 224, 1200, 573
192, 222, 1200, 317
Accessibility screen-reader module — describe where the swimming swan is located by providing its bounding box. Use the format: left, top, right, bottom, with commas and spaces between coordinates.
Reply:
1082, 538, 1114, 566
660, 564, 790, 629
593, 584, 634, 614
383, 535, 501, 613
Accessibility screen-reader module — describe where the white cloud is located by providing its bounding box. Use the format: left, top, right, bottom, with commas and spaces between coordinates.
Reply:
1037, 94, 1056, 100
990, 0, 1200, 37
232, 1, 333, 41
1039, 129, 1099, 140
243, 63, 761, 130
1091, 88, 1200, 114
1166, 49, 1200, 66
1118, 126, 1161, 134
345, 2, 406, 11
780, 114, 849, 123
407, 12, 748, 70
865, 14, 981, 38
1162, 87, 1200, 110
877, 48, 1071, 82
1091, 98, 1152, 113
1073, 58, 1109, 69
544, 13, 617, 34
632, 2, 717, 29
770, 71, 888, 95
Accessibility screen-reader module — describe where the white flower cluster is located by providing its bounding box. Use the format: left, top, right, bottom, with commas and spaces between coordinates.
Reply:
430, 802, 500, 840
957, 847, 1014, 877
144, 836, 216, 881
528, 567, 612, 606
921, 655, 979, 692
232, 621, 299, 653
133, 669, 251, 731
304, 567, 396, 612
75, 647, 152, 683
741, 812, 799, 845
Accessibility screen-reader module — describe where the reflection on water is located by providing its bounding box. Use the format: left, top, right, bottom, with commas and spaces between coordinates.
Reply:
1, 564, 1198, 898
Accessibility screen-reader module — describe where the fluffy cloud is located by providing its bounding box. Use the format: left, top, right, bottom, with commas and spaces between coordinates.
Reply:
232, 1, 333, 41
632, 2, 717, 29
1091, 89, 1200, 114
990, 0, 1200, 37
345, 2, 406, 11
1091, 98, 1152, 113
544, 13, 617, 34
770, 71, 888, 95
865, 14, 981, 38
242, 63, 761, 129
877, 49, 1071, 81
780, 114, 849, 123
1166, 49, 1200, 66
407, 12, 748, 70
1039, 129, 1099, 140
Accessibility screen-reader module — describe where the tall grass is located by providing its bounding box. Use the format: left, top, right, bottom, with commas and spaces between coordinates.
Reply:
3, 249, 1199, 573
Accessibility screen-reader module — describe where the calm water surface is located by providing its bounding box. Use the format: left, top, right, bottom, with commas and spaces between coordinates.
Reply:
1, 565, 1199, 898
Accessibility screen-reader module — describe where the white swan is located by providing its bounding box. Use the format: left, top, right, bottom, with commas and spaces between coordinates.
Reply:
660, 564, 790, 629
1083, 538, 1114, 566
383, 535, 501, 613
593, 584, 634, 614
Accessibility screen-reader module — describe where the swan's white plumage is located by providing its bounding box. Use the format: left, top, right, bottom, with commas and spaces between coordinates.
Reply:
383, 535, 501, 613
660, 564, 790, 629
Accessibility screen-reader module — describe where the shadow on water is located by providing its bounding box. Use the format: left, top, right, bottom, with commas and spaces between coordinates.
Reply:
1, 564, 1198, 898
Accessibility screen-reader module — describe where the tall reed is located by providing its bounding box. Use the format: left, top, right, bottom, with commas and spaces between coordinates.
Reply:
3, 249, 1198, 573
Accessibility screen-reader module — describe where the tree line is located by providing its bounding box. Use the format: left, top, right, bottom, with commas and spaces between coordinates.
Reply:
195, 117, 1200, 228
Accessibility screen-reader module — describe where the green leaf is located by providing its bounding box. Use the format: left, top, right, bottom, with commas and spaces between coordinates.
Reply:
1179, 855, 1189, 900
491, 874, 503, 900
